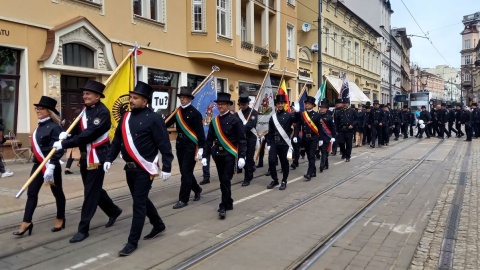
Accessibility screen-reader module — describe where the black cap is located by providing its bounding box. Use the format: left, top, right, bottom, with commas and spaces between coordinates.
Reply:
373, 100, 380, 104
335, 98, 343, 104
319, 100, 329, 108
421, 105, 426, 109
80, 80, 106, 98
304, 96, 316, 107
34, 96, 59, 115
275, 94, 288, 104
214, 92, 233, 105
130, 81, 153, 101
177, 86, 195, 100
238, 94, 250, 104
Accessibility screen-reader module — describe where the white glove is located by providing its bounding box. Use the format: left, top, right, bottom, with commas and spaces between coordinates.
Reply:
238, 158, 246, 169
293, 137, 298, 143
53, 141, 63, 151
161, 171, 171, 181
43, 164, 55, 183
197, 148, 203, 160
103, 162, 111, 173
59, 132, 69, 140
201, 158, 208, 166
267, 146, 271, 152
319, 140, 324, 146
330, 138, 335, 143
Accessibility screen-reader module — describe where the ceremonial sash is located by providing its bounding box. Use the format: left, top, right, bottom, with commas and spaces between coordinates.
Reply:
30, 128, 47, 174
321, 119, 333, 152
302, 111, 319, 136
121, 112, 159, 176
175, 108, 198, 145
272, 113, 294, 160
80, 108, 109, 169
212, 116, 238, 158
237, 110, 259, 149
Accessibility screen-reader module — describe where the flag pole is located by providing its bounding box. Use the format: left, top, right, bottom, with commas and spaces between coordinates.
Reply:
164, 65, 220, 123
246, 63, 274, 122
15, 46, 139, 199
274, 67, 287, 99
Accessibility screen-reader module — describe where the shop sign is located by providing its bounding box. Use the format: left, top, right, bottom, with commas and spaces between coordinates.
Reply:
152, 92, 169, 110
0, 29, 10, 36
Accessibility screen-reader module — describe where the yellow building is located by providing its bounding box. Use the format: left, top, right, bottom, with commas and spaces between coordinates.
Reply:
0, 0, 298, 141
297, 0, 381, 103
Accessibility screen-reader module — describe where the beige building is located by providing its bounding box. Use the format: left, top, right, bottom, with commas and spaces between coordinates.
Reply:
297, 0, 381, 103
460, 12, 480, 105
392, 28, 412, 94
0, 0, 298, 142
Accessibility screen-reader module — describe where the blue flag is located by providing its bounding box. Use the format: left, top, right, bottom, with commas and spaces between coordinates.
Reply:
298, 90, 308, 112
192, 77, 219, 137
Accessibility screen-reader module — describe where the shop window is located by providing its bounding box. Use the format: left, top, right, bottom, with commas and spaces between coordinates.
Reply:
0, 47, 20, 133
148, 68, 179, 118
216, 78, 226, 92
62, 43, 94, 68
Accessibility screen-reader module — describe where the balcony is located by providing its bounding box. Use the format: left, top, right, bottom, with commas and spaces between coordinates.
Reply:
254, 0, 276, 12
241, 41, 253, 51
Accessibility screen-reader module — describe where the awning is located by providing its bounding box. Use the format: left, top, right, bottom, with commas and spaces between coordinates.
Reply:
325, 75, 371, 103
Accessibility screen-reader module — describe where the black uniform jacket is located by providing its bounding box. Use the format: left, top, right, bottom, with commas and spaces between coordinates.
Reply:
203, 112, 247, 159
473, 108, 480, 123
368, 108, 385, 126
419, 110, 431, 122
166, 104, 205, 147
383, 110, 392, 126
401, 110, 410, 124
294, 110, 322, 140
62, 101, 110, 162
334, 107, 358, 132
238, 107, 258, 138
392, 109, 403, 124
437, 109, 448, 124
266, 110, 297, 146
319, 112, 336, 142
461, 109, 472, 124
32, 118, 64, 164
448, 109, 456, 123
107, 107, 174, 173
455, 109, 463, 123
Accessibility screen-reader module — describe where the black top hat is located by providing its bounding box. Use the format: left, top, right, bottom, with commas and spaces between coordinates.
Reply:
34, 96, 59, 115
319, 100, 329, 108
421, 105, 426, 109
456, 104, 462, 108
80, 80, 106, 98
335, 98, 343, 104
472, 103, 478, 107
379, 104, 385, 108
214, 92, 233, 105
351, 104, 356, 109
177, 86, 195, 100
275, 94, 288, 104
386, 103, 391, 107
441, 103, 447, 106
130, 81, 153, 101
366, 101, 371, 106
365, 105, 371, 109
403, 104, 409, 109
342, 98, 350, 103
238, 94, 251, 104
373, 100, 380, 104
447, 104, 453, 108
304, 96, 316, 107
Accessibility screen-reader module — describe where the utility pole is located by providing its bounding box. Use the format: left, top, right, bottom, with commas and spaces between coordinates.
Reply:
317, 0, 323, 89
389, 32, 392, 105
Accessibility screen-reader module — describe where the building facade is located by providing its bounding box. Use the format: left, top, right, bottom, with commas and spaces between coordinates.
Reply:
460, 12, 480, 105
424, 65, 461, 102
297, 0, 382, 103
0, 0, 298, 140
392, 28, 412, 96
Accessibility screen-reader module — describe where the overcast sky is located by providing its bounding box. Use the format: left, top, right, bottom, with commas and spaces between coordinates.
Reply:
391, 0, 477, 69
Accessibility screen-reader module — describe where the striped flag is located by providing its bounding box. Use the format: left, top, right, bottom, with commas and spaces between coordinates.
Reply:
315, 80, 327, 104
278, 79, 291, 112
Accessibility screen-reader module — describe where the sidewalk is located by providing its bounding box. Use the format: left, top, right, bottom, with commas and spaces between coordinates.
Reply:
0, 142, 211, 216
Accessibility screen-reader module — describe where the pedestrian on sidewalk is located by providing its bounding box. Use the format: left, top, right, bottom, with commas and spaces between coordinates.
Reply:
202, 93, 246, 219
0, 117, 13, 178
104, 82, 173, 256
53, 80, 123, 243
165, 86, 204, 209
13, 96, 66, 236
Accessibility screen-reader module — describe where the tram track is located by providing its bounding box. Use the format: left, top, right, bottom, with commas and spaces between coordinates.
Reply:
170, 138, 435, 270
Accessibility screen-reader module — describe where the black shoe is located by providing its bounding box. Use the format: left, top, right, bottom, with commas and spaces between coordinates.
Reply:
69, 232, 89, 243
118, 243, 137, 256
265, 171, 271, 176
312, 173, 316, 178
106, 207, 122, 228
304, 174, 311, 181
290, 163, 296, 169
241, 180, 250, 187
199, 179, 210, 185
319, 166, 324, 173
257, 164, 263, 168
346, 158, 350, 162
370, 144, 375, 148
193, 188, 202, 201
13, 223, 34, 236
64, 170, 73, 175
385, 143, 388, 146
173, 201, 188, 209
279, 181, 287, 190
341, 155, 345, 160
394, 138, 398, 141
143, 224, 166, 240
237, 169, 243, 174
325, 164, 329, 170
218, 208, 226, 219
51, 219, 66, 232
267, 181, 279, 189
465, 139, 472, 141
330, 152, 336, 156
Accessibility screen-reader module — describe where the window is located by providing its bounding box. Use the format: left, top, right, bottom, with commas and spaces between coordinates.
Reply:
287, 0, 295, 6
465, 55, 472, 65
340, 37, 345, 60
333, 33, 337, 57
347, 40, 351, 62
465, 73, 471, 82
217, 0, 231, 37
325, 28, 330, 54
287, 24, 295, 58
363, 49, 366, 68
354, 42, 359, 65
465, 39, 471, 49
216, 78, 226, 92
241, 16, 246, 42
62, 43, 94, 68
133, 0, 165, 23
0, 47, 20, 133
192, 0, 205, 31
367, 52, 371, 71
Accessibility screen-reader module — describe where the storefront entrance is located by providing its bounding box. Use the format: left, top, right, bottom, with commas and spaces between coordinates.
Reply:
60, 75, 91, 125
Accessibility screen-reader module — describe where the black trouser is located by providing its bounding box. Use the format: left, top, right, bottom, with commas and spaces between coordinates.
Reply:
257, 138, 267, 166
447, 122, 457, 137
455, 121, 464, 136
331, 138, 338, 154
244, 136, 256, 182
125, 169, 164, 247
419, 124, 431, 138
303, 137, 318, 176
24, 163, 65, 222
401, 123, 409, 138
337, 130, 354, 159
212, 152, 235, 210
383, 126, 391, 144
202, 155, 210, 180
0, 153, 5, 173
363, 126, 371, 144
465, 122, 473, 140
393, 123, 401, 138
438, 122, 446, 138
177, 141, 201, 203
78, 160, 118, 234
319, 139, 330, 168
409, 124, 414, 136
371, 125, 383, 146
430, 123, 438, 137
66, 151, 75, 169
268, 144, 289, 182
292, 138, 300, 165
